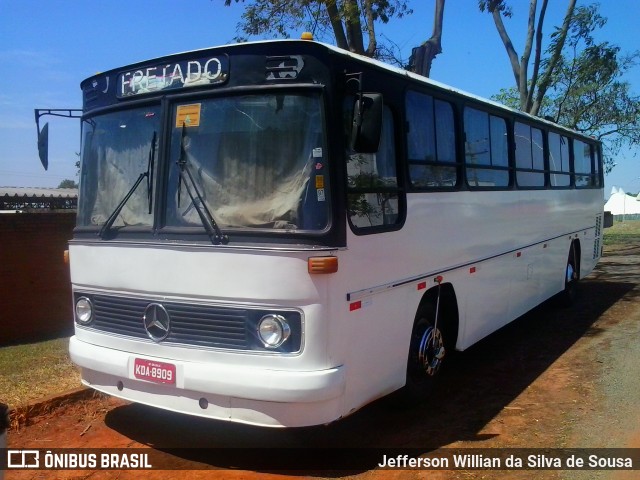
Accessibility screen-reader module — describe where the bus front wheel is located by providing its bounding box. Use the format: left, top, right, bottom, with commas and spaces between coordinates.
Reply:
399, 301, 446, 403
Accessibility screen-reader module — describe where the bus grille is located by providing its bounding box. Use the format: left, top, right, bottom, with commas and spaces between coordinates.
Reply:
75, 293, 301, 352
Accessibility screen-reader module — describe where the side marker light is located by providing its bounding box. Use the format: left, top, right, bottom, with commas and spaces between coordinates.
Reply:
308, 256, 338, 274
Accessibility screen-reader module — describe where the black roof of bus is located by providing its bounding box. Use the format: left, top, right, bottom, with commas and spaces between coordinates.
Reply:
80, 39, 600, 144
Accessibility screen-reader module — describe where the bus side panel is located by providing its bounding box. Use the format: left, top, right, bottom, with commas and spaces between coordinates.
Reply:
334, 232, 423, 413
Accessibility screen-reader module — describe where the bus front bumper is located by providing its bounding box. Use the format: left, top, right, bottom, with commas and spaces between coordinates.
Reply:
69, 336, 346, 427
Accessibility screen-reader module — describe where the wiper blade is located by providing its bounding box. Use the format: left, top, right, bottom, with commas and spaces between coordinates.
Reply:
177, 124, 229, 245
147, 131, 156, 214
99, 131, 156, 239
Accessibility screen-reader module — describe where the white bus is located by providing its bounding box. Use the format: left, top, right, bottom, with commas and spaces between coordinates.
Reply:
40, 38, 603, 427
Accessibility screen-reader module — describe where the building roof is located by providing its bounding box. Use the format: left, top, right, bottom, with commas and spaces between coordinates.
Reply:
0, 187, 78, 198
0, 187, 78, 211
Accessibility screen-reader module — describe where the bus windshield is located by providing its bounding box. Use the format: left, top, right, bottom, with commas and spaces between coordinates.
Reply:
166, 92, 328, 231
77, 106, 160, 228
77, 92, 329, 234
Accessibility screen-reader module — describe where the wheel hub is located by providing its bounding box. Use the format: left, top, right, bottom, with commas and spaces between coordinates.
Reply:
566, 263, 575, 283
418, 326, 445, 376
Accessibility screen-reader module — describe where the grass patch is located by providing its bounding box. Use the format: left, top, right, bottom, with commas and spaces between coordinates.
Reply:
0, 337, 80, 408
603, 220, 640, 247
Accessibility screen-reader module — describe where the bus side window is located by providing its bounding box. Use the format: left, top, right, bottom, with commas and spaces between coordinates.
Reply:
549, 132, 571, 187
594, 145, 602, 187
515, 122, 545, 187
405, 90, 457, 188
573, 139, 594, 188
464, 107, 509, 188
347, 106, 402, 231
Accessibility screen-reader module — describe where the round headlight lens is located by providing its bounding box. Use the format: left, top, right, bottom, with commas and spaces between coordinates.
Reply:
75, 297, 93, 324
258, 314, 291, 348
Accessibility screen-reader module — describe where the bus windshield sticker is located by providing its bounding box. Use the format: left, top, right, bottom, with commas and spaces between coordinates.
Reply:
313, 147, 323, 158
118, 55, 229, 98
176, 104, 202, 128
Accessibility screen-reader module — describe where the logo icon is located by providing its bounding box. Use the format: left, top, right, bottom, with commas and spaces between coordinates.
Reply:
143, 304, 171, 342
7, 450, 40, 468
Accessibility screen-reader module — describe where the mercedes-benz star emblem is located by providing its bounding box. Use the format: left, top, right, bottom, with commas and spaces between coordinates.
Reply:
143, 303, 171, 342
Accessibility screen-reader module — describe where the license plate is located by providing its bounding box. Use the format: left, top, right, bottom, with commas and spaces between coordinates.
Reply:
133, 358, 176, 385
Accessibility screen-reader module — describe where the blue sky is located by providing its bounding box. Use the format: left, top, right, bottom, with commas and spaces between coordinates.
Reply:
1, 0, 638, 196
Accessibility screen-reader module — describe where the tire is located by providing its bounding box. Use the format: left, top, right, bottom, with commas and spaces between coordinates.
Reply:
395, 301, 447, 404
558, 246, 579, 307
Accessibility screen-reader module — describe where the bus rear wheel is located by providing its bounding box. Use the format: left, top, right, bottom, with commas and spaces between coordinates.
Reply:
399, 301, 446, 403
559, 245, 579, 307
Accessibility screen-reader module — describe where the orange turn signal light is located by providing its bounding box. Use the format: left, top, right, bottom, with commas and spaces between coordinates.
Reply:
63, 249, 69, 264
308, 256, 338, 274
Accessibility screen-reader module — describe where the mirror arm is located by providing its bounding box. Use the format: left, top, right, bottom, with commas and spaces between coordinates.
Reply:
345, 72, 364, 128
34, 109, 82, 134
34, 109, 82, 171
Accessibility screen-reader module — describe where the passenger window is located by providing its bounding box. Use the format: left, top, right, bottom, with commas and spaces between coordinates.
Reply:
515, 122, 545, 187
464, 107, 509, 188
548, 132, 571, 187
347, 106, 402, 231
574, 140, 593, 188
405, 90, 458, 188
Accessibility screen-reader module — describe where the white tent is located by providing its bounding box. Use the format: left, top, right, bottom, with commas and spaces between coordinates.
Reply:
605, 187, 640, 216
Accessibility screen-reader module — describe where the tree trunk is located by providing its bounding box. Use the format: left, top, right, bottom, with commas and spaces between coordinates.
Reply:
486, 0, 576, 115
531, 0, 577, 115
363, 0, 377, 56
324, 1, 349, 50
344, 0, 365, 54
410, 0, 445, 77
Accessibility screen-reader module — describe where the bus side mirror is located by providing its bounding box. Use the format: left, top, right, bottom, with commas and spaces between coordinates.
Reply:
34, 108, 82, 171
351, 93, 382, 153
37, 122, 50, 170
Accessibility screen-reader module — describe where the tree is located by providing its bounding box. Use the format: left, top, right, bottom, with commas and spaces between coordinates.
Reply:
223, 0, 445, 74
58, 179, 78, 189
490, 3, 640, 172
479, 0, 578, 115
408, 0, 445, 77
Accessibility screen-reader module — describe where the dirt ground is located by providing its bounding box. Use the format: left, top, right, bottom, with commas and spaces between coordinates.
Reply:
6, 242, 640, 480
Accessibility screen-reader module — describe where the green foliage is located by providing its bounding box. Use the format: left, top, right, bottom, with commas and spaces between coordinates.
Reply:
223, 0, 412, 62
491, 4, 640, 173
478, 0, 512, 18
57, 179, 78, 189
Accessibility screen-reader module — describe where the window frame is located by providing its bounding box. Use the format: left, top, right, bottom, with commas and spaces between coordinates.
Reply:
346, 103, 406, 235
463, 106, 511, 190
547, 130, 572, 189
404, 89, 459, 191
514, 121, 546, 189
573, 138, 596, 189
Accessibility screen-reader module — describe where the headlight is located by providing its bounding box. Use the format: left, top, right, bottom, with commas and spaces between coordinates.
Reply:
257, 314, 291, 348
75, 297, 93, 325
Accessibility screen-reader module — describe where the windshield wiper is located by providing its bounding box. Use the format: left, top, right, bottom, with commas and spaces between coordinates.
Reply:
176, 124, 229, 245
146, 131, 156, 214
99, 131, 156, 239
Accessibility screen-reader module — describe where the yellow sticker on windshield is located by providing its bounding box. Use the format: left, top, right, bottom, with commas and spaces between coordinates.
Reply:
176, 103, 201, 128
